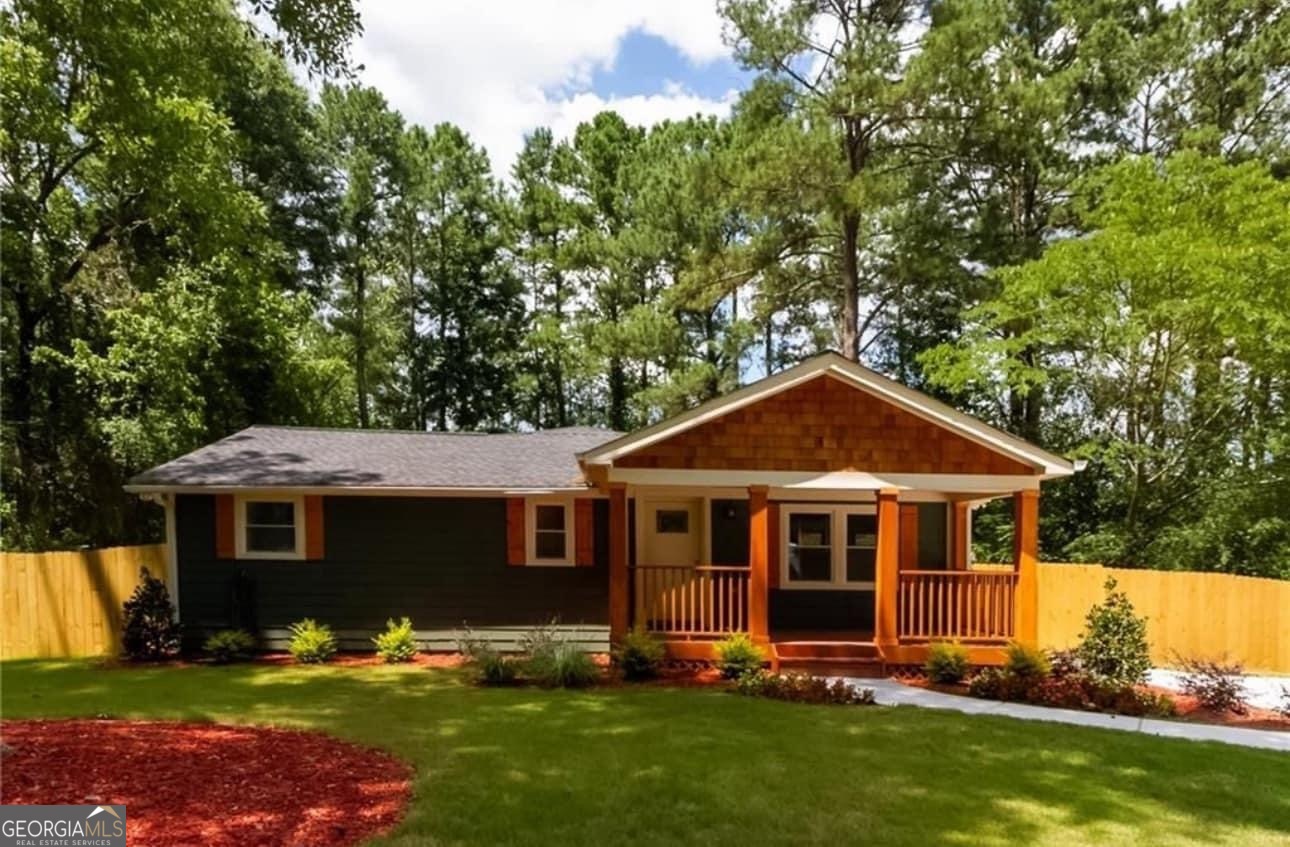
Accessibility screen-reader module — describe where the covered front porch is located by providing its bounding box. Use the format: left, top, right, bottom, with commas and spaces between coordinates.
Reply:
603, 481, 1040, 667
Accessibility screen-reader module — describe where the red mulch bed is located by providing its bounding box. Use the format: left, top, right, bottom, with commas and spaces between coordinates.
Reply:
895, 674, 1290, 731
0, 720, 412, 847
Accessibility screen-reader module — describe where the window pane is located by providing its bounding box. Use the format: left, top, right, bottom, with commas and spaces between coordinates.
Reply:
790, 513, 830, 547
247, 525, 296, 553
846, 514, 877, 548
535, 504, 565, 531
846, 548, 875, 582
247, 501, 294, 526
655, 510, 689, 534
789, 547, 832, 582
535, 530, 565, 559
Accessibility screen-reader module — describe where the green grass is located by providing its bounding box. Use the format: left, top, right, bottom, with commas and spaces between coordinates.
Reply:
2, 660, 1287, 846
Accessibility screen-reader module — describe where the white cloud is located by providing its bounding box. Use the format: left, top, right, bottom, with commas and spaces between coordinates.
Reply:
349, 0, 735, 175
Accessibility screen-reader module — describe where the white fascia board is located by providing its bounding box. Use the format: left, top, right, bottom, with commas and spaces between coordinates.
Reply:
607, 467, 1042, 493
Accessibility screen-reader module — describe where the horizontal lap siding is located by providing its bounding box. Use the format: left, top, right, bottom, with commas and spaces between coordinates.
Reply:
176, 495, 609, 647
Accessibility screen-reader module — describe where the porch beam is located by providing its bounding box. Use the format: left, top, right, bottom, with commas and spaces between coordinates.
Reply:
747, 485, 770, 642
951, 501, 970, 570
1013, 489, 1039, 644
874, 488, 900, 650
609, 483, 629, 643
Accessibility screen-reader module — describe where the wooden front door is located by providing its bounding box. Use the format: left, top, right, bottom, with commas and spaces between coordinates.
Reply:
641, 499, 703, 566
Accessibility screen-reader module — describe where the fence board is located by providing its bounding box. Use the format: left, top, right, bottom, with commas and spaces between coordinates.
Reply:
1036, 563, 1290, 673
0, 544, 166, 659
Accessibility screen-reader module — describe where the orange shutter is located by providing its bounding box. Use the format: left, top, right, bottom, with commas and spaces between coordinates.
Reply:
506, 498, 526, 566
767, 502, 780, 588
215, 494, 235, 559
305, 496, 325, 560
899, 504, 919, 571
574, 500, 595, 566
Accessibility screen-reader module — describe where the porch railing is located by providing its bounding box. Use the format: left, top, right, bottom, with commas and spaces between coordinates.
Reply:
632, 565, 750, 639
898, 570, 1017, 642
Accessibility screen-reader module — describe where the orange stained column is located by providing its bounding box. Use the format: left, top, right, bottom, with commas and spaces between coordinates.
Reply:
747, 485, 770, 642
951, 501, 971, 569
1013, 489, 1039, 644
874, 488, 900, 649
608, 483, 629, 643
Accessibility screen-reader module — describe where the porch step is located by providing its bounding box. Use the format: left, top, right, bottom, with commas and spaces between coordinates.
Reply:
769, 640, 886, 676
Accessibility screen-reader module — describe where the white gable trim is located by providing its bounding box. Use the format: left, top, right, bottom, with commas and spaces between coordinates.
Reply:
578, 352, 1075, 478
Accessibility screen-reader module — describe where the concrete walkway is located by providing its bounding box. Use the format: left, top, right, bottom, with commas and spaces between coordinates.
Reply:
843, 678, 1290, 753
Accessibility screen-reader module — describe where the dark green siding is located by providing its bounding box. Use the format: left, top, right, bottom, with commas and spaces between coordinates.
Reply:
176, 494, 608, 646
710, 499, 749, 565
770, 589, 874, 631
917, 503, 948, 569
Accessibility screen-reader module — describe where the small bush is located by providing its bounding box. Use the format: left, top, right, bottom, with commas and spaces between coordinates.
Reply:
613, 626, 665, 680
1088, 681, 1176, 718
518, 622, 600, 688
372, 617, 418, 663
203, 629, 256, 663
714, 633, 764, 679
968, 667, 1034, 702
1176, 657, 1247, 715
288, 618, 338, 664
1004, 642, 1051, 678
1047, 649, 1083, 679
735, 670, 875, 705
1076, 577, 1151, 685
924, 641, 970, 684
121, 567, 180, 661
457, 631, 521, 685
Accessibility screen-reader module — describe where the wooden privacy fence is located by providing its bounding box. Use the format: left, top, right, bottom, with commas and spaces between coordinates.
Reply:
1037, 563, 1290, 673
1, 544, 166, 659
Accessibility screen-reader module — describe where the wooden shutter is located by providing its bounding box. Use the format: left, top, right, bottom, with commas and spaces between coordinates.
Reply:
899, 503, 919, 571
574, 499, 595, 566
215, 494, 236, 559
767, 502, 780, 588
506, 498, 526, 566
304, 495, 325, 560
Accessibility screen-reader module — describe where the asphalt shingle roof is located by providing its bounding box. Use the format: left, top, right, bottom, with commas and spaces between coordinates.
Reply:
128, 425, 622, 490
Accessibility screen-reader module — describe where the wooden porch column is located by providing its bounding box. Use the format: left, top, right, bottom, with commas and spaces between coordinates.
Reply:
747, 485, 770, 642
608, 483, 629, 643
951, 501, 970, 570
1013, 489, 1039, 645
874, 488, 900, 649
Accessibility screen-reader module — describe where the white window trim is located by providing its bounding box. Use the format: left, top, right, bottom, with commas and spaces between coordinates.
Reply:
525, 496, 575, 567
235, 493, 306, 561
780, 504, 877, 591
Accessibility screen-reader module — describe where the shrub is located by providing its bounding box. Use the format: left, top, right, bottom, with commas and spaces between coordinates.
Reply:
1088, 682, 1176, 718
288, 618, 338, 664
372, 617, 419, 663
613, 626, 665, 680
967, 667, 1034, 702
203, 629, 256, 663
1004, 642, 1051, 679
457, 631, 520, 686
735, 671, 875, 705
1047, 649, 1083, 679
1176, 657, 1247, 715
519, 622, 600, 688
122, 568, 180, 661
1075, 577, 1151, 685
714, 633, 764, 679
924, 641, 970, 684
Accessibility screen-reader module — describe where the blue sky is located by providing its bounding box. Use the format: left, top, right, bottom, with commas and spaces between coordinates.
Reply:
349, 1, 749, 173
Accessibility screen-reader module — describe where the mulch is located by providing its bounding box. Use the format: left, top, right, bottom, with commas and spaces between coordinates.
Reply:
0, 720, 412, 847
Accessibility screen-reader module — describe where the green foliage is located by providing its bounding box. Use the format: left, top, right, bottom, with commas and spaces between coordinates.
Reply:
522, 623, 599, 688
924, 641, 971, 684
1004, 643, 1051, 679
714, 633, 765, 680
288, 618, 338, 664
612, 626, 665, 681
1075, 579, 1152, 686
372, 617, 418, 664
968, 664, 1175, 719
735, 671, 876, 706
203, 629, 257, 664
121, 568, 180, 661
1176, 658, 1247, 715
457, 632, 521, 686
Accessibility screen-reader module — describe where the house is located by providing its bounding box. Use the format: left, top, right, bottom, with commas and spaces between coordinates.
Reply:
126, 352, 1076, 665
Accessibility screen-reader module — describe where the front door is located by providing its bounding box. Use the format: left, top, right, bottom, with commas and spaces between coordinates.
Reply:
641, 499, 703, 566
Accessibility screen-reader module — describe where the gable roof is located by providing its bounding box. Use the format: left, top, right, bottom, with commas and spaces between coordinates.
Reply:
126, 425, 620, 492
579, 352, 1075, 478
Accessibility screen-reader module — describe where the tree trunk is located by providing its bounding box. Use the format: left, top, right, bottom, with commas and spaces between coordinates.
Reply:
839, 211, 861, 360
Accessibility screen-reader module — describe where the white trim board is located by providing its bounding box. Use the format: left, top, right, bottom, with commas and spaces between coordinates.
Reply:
608, 468, 1042, 493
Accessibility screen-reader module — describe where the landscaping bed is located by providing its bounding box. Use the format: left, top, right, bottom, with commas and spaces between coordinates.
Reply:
0, 719, 411, 847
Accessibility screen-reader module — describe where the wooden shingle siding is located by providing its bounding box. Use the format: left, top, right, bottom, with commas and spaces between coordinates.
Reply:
175, 495, 609, 647
615, 375, 1036, 475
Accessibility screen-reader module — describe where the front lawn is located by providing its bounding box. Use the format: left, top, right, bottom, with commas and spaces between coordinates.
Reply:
2, 661, 1287, 846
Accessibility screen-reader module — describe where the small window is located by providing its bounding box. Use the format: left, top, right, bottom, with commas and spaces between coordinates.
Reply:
845, 514, 877, 583
655, 509, 689, 534
781, 505, 877, 588
788, 512, 832, 582
526, 499, 574, 566
236, 496, 304, 560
